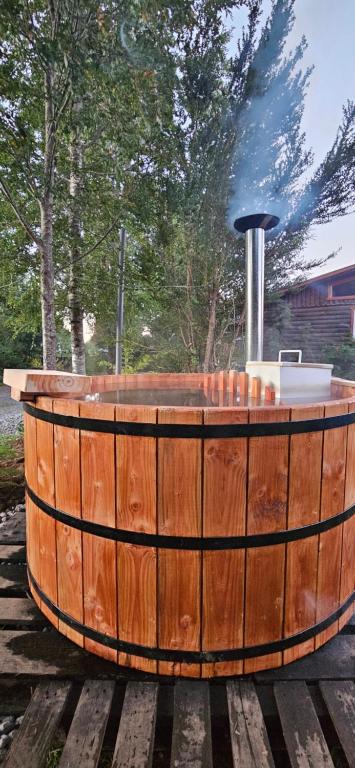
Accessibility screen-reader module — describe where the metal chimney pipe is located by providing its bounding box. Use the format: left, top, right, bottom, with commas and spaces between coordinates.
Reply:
234, 213, 280, 362
245, 227, 264, 361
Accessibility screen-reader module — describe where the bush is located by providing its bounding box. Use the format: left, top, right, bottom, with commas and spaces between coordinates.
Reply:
322, 336, 355, 380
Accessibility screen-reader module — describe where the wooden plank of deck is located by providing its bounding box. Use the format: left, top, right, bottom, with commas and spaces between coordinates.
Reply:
112, 682, 158, 768
0, 630, 120, 678
170, 681, 212, 768
0, 546, 26, 563
344, 614, 355, 633
2, 681, 71, 768
255, 634, 355, 681
274, 681, 334, 767
320, 681, 355, 768
226, 680, 274, 767
0, 564, 27, 595
0, 676, 353, 766
58, 680, 115, 768
0, 630, 353, 680
0, 598, 46, 627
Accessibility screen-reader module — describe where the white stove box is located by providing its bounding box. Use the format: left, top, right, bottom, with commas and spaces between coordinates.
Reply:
246, 360, 333, 400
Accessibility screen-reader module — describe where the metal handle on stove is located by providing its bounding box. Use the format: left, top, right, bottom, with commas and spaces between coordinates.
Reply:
278, 349, 302, 363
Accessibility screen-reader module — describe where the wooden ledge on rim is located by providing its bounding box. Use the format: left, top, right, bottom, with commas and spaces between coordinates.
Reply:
5, 367, 355, 405
4, 369, 92, 401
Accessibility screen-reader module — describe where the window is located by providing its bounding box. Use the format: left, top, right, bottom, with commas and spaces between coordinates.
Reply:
351, 308, 355, 339
329, 277, 355, 299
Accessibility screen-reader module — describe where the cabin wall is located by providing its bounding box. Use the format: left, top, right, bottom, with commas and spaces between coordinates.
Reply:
265, 284, 355, 362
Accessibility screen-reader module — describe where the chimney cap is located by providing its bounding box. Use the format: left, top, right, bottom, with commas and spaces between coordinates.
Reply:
234, 213, 280, 233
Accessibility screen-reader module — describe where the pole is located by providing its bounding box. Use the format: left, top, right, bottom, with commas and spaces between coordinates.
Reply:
245, 227, 264, 362
115, 227, 126, 374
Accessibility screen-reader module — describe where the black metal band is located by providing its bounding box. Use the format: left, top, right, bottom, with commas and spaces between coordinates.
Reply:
27, 567, 354, 663
26, 484, 355, 551
23, 401, 355, 439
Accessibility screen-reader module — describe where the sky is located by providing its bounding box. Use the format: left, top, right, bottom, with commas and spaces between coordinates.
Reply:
228, 0, 355, 277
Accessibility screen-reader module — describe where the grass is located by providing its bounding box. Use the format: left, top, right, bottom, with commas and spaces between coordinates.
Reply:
45, 746, 63, 768
0, 432, 24, 511
0, 434, 21, 461
0, 433, 24, 478
45, 745, 113, 767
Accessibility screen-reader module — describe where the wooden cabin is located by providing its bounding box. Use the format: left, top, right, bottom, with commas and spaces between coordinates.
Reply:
265, 264, 355, 362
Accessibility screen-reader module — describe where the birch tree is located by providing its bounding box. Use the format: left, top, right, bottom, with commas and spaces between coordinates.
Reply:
67, 98, 85, 372
0, 1, 76, 366
54, 0, 194, 373
1, 0, 110, 370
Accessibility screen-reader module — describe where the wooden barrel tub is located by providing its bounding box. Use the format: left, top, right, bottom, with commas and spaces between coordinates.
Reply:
21, 371, 354, 677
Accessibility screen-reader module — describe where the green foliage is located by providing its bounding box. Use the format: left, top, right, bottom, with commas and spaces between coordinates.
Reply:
322, 336, 355, 380
0, 0, 354, 374
0, 302, 42, 379
264, 298, 292, 360
145, 0, 354, 370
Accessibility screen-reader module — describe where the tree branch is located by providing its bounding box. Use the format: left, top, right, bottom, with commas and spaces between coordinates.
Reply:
73, 220, 118, 263
0, 141, 41, 204
55, 78, 72, 123
0, 176, 42, 248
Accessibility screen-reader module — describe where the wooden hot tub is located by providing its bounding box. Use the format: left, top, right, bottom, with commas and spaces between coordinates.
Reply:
9, 369, 355, 677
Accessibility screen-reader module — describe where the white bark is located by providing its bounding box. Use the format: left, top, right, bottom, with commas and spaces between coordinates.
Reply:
69, 99, 86, 374
203, 278, 218, 373
40, 65, 57, 369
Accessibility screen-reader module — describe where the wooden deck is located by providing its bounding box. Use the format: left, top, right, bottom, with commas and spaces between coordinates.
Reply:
0, 508, 354, 767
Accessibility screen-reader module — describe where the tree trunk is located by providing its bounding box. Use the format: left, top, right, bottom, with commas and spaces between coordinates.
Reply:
40, 66, 57, 369
69, 99, 85, 374
203, 284, 218, 372
227, 306, 245, 369
181, 259, 198, 371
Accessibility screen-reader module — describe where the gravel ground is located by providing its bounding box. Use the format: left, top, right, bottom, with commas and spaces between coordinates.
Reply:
0, 715, 24, 763
0, 502, 25, 527
0, 386, 23, 435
